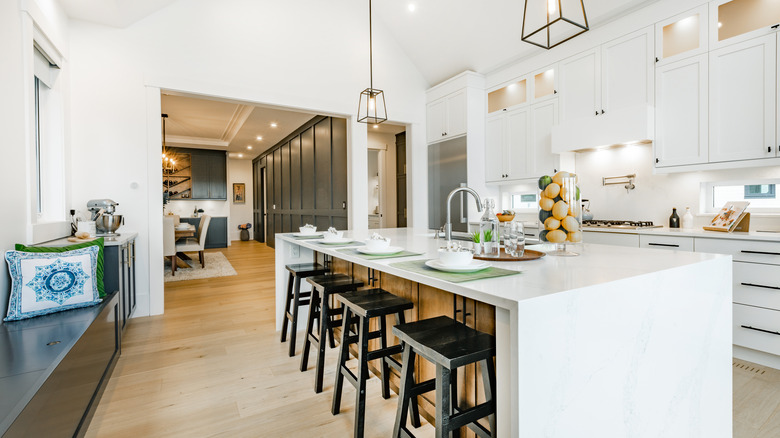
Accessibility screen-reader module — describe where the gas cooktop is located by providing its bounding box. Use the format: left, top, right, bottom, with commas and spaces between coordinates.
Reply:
582, 220, 662, 230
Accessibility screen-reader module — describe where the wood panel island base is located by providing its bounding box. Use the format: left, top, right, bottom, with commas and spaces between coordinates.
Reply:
275, 228, 733, 437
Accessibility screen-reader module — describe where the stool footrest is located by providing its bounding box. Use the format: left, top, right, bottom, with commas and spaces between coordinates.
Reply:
366, 344, 403, 361
408, 378, 436, 397
385, 355, 403, 372
340, 365, 359, 388
449, 402, 494, 433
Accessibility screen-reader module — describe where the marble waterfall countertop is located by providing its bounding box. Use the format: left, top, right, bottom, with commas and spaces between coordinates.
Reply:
276, 228, 733, 437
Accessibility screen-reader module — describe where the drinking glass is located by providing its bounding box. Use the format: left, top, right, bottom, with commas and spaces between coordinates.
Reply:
507, 221, 525, 257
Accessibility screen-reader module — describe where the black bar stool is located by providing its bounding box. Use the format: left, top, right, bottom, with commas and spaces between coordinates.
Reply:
392, 316, 497, 438
331, 289, 419, 438
280, 263, 329, 357
300, 273, 364, 393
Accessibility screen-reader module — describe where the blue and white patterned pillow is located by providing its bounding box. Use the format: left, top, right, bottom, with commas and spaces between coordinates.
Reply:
4, 246, 102, 321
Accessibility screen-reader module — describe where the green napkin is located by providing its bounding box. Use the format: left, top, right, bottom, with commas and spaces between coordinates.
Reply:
337, 248, 423, 260
389, 259, 521, 283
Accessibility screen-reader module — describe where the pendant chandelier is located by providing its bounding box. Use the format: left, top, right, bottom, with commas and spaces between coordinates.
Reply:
357, 0, 387, 125
521, 0, 589, 50
161, 114, 177, 173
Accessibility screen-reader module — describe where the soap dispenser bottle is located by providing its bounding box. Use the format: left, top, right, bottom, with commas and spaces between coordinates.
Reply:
669, 208, 680, 229
682, 207, 694, 230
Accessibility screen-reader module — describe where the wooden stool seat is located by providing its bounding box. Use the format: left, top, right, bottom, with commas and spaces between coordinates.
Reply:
331, 289, 417, 438
280, 263, 329, 357
392, 316, 497, 438
300, 273, 363, 393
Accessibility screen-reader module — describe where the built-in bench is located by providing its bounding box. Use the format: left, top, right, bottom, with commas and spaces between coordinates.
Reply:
0, 290, 120, 437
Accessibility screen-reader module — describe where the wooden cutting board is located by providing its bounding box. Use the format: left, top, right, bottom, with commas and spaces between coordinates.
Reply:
474, 248, 545, 262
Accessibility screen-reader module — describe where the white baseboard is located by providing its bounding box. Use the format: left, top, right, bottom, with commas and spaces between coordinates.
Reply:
733, 345, 780, 370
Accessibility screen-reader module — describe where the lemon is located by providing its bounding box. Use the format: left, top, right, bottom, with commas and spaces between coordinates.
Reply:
539, 196, 554, 211
543, 182, 561, 199
544, 217, 561, 231
546, 229, 567, 243
562, 216, 579, 232
552, 171, 570, 186
568, 203, 580, 217
552, 200, 569, 220
567, 230, 582, 243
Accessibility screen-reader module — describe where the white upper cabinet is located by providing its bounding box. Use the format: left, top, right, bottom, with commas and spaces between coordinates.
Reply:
529, 99, 559, 177
485, 107, 530, 182
710, 0, 780, 49
656, 5, 709, 66
487, 77, 528, 114
655, 54, 709, 167
709, 34, 777, 162
601, 28, 654, 113
531, 65, 558, 103
426, 90, 467, 144
559, 27, 653, 122
559, 48, 601, 121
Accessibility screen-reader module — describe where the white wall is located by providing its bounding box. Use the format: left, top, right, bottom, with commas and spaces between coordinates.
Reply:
227, 158, 254, 241
66, 0, 429, 317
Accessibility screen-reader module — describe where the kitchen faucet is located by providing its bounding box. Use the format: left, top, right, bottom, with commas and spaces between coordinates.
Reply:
444, 187, 483, 242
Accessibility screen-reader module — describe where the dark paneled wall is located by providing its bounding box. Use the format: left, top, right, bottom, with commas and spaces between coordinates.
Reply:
254, 116, 349, 248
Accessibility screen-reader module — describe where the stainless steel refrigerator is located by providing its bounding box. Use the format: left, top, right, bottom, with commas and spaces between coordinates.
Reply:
428, 137, 468, 232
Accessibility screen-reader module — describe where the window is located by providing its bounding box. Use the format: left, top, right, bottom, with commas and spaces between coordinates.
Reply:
510, 193, 538, 210
704, 180, 780, 213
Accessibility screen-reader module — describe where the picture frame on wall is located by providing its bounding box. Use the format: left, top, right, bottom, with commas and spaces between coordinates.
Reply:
233, 183, 245, 204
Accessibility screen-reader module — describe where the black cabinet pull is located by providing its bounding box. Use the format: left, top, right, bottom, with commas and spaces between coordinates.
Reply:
741, 250, 780, 256
772, 24, 780, 29
741, 325, 780, 336
601, 109, 605, 114
554, 90, 558, 94
655, 158, 660, 164
595, 111, 599, 116
648, 243, 680, 247
655, 57, 659, 63
769, 146, 772, 153
740, 282, 780, 291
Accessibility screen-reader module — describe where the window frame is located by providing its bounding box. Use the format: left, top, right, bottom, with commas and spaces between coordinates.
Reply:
702, 179, 780, 214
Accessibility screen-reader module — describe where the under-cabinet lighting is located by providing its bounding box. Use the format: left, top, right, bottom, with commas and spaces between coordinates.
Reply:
270, 122, 278, 128
238, 153, 244, 158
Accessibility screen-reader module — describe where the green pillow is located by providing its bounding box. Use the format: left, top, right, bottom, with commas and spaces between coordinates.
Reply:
15, 238, 105, 298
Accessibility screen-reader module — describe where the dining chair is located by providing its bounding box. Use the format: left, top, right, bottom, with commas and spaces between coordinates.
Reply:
175, 215, 211, 268
163, 216, 177, 276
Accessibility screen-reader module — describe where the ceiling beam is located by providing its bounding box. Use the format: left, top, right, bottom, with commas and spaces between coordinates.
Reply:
166, 135, 229, 148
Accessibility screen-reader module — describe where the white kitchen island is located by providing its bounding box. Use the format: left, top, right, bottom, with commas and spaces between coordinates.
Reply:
275, 228, 732, 437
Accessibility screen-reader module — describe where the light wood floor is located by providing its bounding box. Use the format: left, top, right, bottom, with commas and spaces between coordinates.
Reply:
86, 241, 780, 437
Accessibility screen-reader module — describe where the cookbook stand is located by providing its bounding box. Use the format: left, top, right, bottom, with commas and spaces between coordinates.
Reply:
703, 212, 750, 233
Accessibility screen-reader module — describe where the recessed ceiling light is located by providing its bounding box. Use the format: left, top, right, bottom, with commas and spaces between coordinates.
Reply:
718, 22, 723, 28
238, 153, 244, 158
247, 145, 253, 150
408, 3, 416, 12
270, 122, 278, 128
256, 135, 263, 141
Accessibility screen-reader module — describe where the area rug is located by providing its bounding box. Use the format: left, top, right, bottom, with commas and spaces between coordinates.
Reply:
164, 252, 238, 282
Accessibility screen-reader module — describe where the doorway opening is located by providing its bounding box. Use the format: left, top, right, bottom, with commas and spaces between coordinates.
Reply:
367, 122, 407, 229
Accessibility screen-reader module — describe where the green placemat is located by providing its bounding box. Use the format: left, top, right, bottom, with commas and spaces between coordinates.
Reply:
337, 248, 423, 260
291, 234, 323, 240
389, 259, 521, 283
314, 240, 365, 247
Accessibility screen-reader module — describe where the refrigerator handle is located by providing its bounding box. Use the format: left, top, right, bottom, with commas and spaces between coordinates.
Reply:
459, 182, 467, 223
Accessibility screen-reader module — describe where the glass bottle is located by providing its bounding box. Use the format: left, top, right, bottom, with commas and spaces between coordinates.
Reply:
479, 199, 500, 257
669, 208, 680, 228
682, 207, 694, 230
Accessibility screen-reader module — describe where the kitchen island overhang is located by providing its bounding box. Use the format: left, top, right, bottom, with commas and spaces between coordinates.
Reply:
275, 228, 732, 437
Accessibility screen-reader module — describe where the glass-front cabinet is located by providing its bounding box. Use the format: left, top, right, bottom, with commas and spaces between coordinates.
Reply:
711, 0, 780, 48
487, 78, 527, 113
656, 5, 709, 65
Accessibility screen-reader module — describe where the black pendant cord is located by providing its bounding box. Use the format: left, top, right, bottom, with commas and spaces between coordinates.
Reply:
369, 0, 373, 92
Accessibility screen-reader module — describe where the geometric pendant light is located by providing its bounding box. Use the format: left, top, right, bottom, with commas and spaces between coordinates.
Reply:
521, 0, 589, 50
357, 0, 387, 124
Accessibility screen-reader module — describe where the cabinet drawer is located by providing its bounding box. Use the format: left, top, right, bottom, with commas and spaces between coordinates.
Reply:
583, 231, 639, 247
733, 303, 780, 355
695, 238, 780, 265
733, 262, 780, 310
639, 235, 694, 251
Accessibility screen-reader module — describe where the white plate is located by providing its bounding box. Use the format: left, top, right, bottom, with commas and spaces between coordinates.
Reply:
319, 237, 354, 245
356, 246, 404, 255
425, 260, 490, 273
293, 232, 323, 237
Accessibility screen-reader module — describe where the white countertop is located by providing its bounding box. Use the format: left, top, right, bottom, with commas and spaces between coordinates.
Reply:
42, 231, 138, 247
278, 228, 726, 310
583, 226, 780, 242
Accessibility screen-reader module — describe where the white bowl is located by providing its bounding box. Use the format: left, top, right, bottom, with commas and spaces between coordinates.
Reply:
438, 249, 473, 267
322, 231, 344, 241
299, 226, 317, 235
364, 238, 391, 251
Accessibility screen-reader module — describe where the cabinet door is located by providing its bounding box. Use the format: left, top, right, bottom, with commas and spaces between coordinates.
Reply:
655, 54, 709, 167
205, 217, 228, 248
559, 48, 601, 121
209, 153, 227, 199
709, 34, 776, 163
445, 91, 467, 138
505, 107, 530, 180
601, 27, 654, 113
485, 114, 504, 182
190, 154, 210, 199
426, 99, 447, 143
529, 100, 559, 177
655, 5, 709, 66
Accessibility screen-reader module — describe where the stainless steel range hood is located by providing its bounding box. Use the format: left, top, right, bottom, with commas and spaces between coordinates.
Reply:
551, 104, 653, 152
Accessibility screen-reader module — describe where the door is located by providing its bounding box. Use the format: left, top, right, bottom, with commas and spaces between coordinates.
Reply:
601, 27, 654, 113
529, 99, 559, 177
485, 113, 504, 182
505, 107, 530, 180
396, 132, 407, 227
655, 54, 709, 167
190, 154, 210, 199
709, 34, 776, 162
252, 160, 264, 242
559, 48, 601, 121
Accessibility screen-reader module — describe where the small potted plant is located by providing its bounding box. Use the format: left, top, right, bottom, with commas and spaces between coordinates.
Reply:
470, 231, 482, 255
482, 229, 495, 255
238, 223, 252, 241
